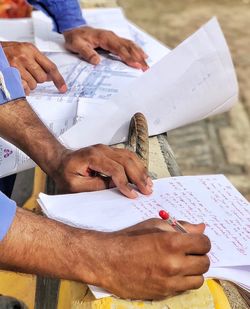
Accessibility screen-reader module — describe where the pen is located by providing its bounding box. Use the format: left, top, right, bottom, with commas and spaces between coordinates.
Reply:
159, 210, 187, 233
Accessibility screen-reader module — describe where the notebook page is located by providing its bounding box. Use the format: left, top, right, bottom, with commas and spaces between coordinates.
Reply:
39, 175, 250, 268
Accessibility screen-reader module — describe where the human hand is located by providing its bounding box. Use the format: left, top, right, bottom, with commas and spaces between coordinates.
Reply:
81, 219, 210, 300
1, 41, 67, 95
63, 26, 149, 71
52, 144, 153, 198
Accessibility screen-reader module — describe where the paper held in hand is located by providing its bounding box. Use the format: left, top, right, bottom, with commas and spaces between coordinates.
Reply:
38, 175, 250, 299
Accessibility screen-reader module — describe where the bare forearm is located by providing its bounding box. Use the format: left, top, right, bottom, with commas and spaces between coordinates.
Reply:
0, 207, 99, 283
0, 98, 67, 176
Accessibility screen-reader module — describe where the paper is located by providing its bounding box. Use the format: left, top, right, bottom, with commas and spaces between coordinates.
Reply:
60, 17, 238, 149
38, 174, 250, 298
32, 8, 133, 52
0, 17, 238, 177
0, 96, 78, 177
31, 52, 142, 100
0, 18, 34, 42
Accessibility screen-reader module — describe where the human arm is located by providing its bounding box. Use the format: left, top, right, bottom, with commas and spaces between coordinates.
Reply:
0, 207, 211, 300
27, 0, 149, 70
0, 44, 151, 197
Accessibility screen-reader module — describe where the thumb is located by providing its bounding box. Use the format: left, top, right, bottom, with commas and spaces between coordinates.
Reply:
180, 222, 206, 234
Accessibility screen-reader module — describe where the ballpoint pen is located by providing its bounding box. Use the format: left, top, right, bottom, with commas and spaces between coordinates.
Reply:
159, 210, 187, 233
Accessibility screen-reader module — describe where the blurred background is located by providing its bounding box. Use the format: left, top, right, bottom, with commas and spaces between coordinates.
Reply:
1, 0, 249, 201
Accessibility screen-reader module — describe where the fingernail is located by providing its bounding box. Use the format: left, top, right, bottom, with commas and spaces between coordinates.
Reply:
147, 177, 153, 187
146, 185, 153, 194
60, 85, 68, 93
91, 56, 100, 65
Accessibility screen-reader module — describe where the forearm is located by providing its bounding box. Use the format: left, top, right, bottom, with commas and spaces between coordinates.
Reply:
0, 98, 67, 177
0, 207, 100, 283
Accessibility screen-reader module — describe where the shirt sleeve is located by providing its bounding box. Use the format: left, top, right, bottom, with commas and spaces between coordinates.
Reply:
0, 45, 25, 105
0, 192, 16, 241
28, 0, 87, 33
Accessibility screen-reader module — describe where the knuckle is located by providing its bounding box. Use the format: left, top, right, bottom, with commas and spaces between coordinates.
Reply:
167, 234, 182, 251
47, 63, 57, 74
165, 258, 181, 276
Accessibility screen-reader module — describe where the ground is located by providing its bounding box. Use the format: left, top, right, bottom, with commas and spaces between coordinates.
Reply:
12, 0, 250, 203
117, 0, 250, 200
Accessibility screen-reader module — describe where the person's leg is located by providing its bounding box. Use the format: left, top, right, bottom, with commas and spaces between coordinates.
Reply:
0, 174, 16, 198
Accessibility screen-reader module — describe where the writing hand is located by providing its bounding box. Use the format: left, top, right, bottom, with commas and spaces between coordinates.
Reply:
89, 219, 211, 300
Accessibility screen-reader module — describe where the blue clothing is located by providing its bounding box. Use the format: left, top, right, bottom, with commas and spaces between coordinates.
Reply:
28, 0, 87, 33
0, 44, 24, 240
0, 46, 25, 105
0, 192, 16, 241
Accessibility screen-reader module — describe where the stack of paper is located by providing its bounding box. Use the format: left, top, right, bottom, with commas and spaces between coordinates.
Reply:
38, 174, 250, 298
0, 9, 238, 177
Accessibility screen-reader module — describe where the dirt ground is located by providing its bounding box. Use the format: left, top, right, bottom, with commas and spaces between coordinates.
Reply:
117, 0, 250, 200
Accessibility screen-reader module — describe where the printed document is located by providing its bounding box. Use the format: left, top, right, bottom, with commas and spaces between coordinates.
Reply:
38, 174, 250, 298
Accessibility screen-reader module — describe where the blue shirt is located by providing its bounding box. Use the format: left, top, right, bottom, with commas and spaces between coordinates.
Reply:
28, 0, 87, 33
0, 45, 25, 104
0, 45, 22, 240
0, 192, 16, 241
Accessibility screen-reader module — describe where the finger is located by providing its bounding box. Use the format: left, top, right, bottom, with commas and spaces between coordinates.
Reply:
25, 61, 48, 84
127, 43, 149, 71
22, 79, 30, 96
110, 148, 152, 195
182, 255, 210, 276
179, 222, 206, 234
77, 44, 101, 65
181, 234, 211, 255
170, 275, 205, 293
98, 32, 148, 70
17, 66, 37, 90
61, 175, 108, 193
89, 156, 138, 198
35, 53, 67, 93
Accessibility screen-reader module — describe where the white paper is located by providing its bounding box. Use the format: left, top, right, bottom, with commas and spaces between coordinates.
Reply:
0, 96, 78, 177
0, 18, 34, 42
60, 17, 238, 149
38, 174, 250, 298
0, 17, 238, 177
32, 8, 133, 52
32, 52, 141, 100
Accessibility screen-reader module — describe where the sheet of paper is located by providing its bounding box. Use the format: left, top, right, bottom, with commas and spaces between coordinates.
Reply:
0, 96, 78, 177
0, 18, 34, 42
127, 21, 170, 65
31, 52, 141, 100
0, 138, 35, 177
38, 174, 250, 298
32, 8, 133, 52
60, 17, 238, 149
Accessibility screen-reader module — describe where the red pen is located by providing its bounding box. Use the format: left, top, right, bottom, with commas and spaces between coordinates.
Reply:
159, 210, 187, 233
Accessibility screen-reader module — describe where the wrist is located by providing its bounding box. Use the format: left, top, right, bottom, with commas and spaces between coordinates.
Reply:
70, 229, 110, 286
